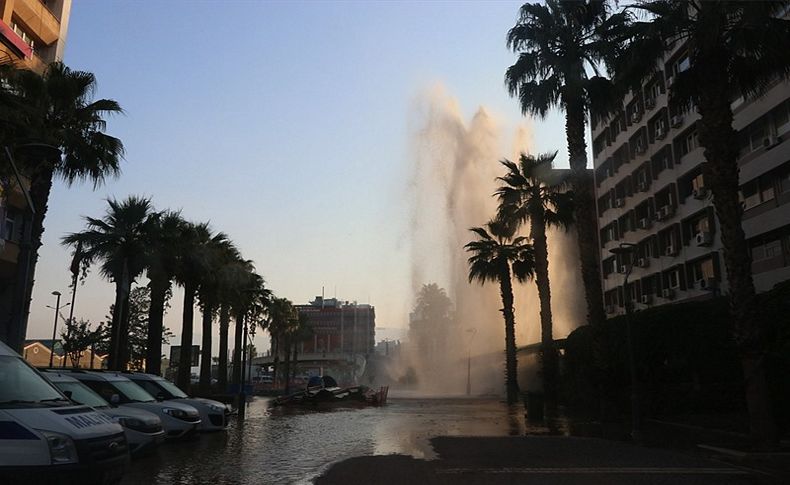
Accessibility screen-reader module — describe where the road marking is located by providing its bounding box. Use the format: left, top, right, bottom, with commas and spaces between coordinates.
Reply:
437, 467, 749, 475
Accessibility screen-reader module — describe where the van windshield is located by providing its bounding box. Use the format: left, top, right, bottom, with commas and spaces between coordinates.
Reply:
154, 378, 188, 399
112, 380, 155, 403
0, 356, 68, 407
54, 381, 109, 408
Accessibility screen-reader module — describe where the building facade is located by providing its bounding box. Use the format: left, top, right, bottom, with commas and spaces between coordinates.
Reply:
294, 297, 375, 356
592, 44, 790, 316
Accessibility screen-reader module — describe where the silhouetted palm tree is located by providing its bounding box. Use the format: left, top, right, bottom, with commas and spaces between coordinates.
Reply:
496, 151, 573, 414
62, 196, 156, 370
611, 0, 790, 447
267, 297, 296, 391
465, 220, 535, 404
1, 63, 124, 344
505, 1, 621, 329
144, 211, 186, 375
231, 271, 270, 388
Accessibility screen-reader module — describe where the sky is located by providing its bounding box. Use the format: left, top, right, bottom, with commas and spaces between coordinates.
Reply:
26, 0, 574, 356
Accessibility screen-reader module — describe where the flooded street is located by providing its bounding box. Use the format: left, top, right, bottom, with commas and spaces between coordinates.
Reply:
122, 395, 527, 484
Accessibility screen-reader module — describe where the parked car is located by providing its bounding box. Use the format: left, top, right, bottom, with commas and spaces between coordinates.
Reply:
123, 372, 231, 431
42, 371, 165, 455
0, 341, 128, 485
63, 370, 201, 440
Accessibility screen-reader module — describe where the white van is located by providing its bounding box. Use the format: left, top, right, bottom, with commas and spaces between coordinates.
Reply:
0, 341, 128, 484
64, 370, 201, 440
123, 372, 231, 431
43, 371, 165, 455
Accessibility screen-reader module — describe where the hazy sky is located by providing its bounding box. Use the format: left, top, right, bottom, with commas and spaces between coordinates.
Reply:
26, 1, 573, 355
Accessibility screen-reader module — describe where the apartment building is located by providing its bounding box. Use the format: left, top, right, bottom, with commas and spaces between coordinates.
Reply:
0, 0, 71, 72
591, 45, 790, 316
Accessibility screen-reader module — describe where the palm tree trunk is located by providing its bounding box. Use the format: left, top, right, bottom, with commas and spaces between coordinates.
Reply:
145, 278, 168, 375
564, 101, 606, 328
283, 334, 292, 395
218, 303, 230, 391
176, 283, 196, 389
199, 303, 213, 393
292, 342, 298, 381
118, 290, 131, 370
695, 60, 776, 446
108, 263, 130, 370
498, 264, 519, 404
272, 336, 279, 390
231, 311, 243, 386
531, 215, 559, 416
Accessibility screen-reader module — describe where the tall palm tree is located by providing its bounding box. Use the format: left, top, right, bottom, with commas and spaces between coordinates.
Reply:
266, 297, 295, 391
1, 63, 124, 350
465, 220, 535, 404
230, 272, 270, 388
174, 222, 228, 389
505, 1, 622, 329
611, 0, 790, 447
496, 151, 574, 414
197, 238, 240, 392
61, 196, 156, 370
144, 211, 185, 375
219, 258, 255, 390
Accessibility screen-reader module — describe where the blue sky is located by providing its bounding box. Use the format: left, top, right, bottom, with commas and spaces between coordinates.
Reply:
27, 1, 573, 354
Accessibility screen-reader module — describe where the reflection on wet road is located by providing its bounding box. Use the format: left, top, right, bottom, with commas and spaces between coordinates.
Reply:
122, 395, 527, 484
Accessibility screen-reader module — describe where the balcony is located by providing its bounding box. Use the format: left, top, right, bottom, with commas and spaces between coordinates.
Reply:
12, 0, 60, 46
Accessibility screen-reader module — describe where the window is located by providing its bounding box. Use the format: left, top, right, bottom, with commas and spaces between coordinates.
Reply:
691, 258, 715, 281
679, 130, 698, 157
693, 216, 710, 234
667, 269, 680, 288
752, 239, 782, 261
760, 175, 775, 202
691, 173, 705, 190
677, 54, 690, 73
749, 120, 770, 151
740, 181, 761, 210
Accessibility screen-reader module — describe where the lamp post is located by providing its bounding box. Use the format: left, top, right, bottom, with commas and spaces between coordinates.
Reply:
609, 242, 641, 442
47, 291, 70, 368
466, 327, 477, 396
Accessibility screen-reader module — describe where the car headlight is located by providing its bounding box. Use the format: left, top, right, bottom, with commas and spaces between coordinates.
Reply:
208, 404, 225, 413
162, 407, 189, 419
38, 430, 78, 465
118, 417, 146, 431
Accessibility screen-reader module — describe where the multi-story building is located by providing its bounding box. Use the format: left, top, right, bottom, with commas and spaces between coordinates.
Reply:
293, 297, 375, 356
592, 45, 790, 316
0, 1, 71, 350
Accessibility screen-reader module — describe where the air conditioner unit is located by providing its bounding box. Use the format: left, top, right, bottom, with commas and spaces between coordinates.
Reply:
638, 218, 650, 230
640, 294, 653, 304
645, 97, 656, 110
655, 126, 666, 140
665, 244, 676, 256
662, 288, 676, 299
670, 115, 684, 128
763, 135, 780, 149
692, 187, 709, 199
637, 257, 649, 268
614, 198, 625, 208
695, 231, 713, 246
618, 265, 628, 274
699, 277, 718, 290
631, 111, 642, 124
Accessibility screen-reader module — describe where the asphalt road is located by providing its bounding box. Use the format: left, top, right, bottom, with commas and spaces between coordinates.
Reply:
316, 436, 778, 484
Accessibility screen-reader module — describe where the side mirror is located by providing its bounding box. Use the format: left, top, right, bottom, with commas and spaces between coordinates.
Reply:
63, 390, 73, 399
110, 394, 120, 405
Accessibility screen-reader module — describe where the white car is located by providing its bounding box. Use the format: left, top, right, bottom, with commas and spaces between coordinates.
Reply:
124, 373, 231, 431
0, 341, 128, 484
65, 370, 202, 440
43, 371, 165, 455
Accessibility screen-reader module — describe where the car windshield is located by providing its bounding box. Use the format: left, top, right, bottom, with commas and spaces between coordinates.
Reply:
0, 356, 67, 406
112, 380, 155, 403
54, 380, 109, 408
154, 378, 188, 398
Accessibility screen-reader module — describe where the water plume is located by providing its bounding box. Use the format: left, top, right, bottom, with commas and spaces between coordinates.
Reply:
400, 83, 585, 396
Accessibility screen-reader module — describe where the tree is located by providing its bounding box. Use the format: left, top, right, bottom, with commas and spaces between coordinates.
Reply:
465, 220, 536, 404
266, 297, 296, 392
496, 151, 574, 414
60, 318, 94, 368
62, 196, 157, 370
610, 0, 790, 448
0, 63, 123, 352
144, 211, 185, 375
505, 1, 622, 330
409, 284, 454, 362
230, 271, 270, 388
217, 258, 255, 391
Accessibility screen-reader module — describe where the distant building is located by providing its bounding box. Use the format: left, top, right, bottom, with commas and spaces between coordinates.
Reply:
293, 297, 375, 355
22, 339, 104, 368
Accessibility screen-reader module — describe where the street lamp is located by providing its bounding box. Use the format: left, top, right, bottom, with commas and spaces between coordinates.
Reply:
46, 291, 70, 368
466, 327, 477, 396
609, 242, 641, 442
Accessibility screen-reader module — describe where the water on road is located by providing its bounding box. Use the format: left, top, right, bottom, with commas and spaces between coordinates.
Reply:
122, 395, 527, 484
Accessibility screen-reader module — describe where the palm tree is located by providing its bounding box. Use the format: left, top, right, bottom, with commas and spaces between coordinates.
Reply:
611, 0, 790, 447
496, 151, 574, 414
61, 196, 156, 370
174, 222, 229, 389
1, 63, 124, 349
230, 272, 270, 388
219, 258, 255, 390
465, 220, 535, 404
266, 297, 295, 391
144, 211, 186, 375
505, 1, 622, 329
